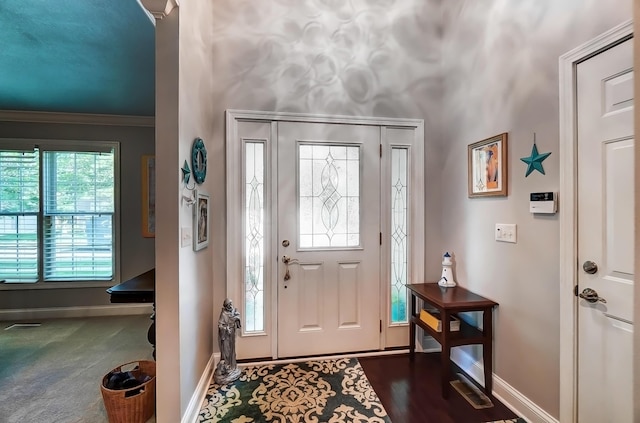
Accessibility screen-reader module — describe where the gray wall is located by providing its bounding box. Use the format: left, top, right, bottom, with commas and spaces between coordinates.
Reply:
634, 4, 640, 419
205, 0, 632, 419
153, 0, 217, 419
209, 0, 446, 281
151, 1, 633, 420
0, 121, 155, 309
177, 0, 216, 416
439, 0, 631, 417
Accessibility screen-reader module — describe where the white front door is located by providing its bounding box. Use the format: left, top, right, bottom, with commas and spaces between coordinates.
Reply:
576, 38, 633, 422
276, 121, 381, 357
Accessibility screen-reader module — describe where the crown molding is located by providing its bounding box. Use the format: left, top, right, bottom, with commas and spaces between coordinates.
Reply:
139, 0, 179, 21
0, 110, 155, 127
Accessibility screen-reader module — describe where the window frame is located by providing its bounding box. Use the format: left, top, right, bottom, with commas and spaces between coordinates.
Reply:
0, 138, 120, 290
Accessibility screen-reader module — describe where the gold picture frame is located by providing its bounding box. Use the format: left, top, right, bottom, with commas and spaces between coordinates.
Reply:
468, 133, 508, 197
141, 155, 155, 237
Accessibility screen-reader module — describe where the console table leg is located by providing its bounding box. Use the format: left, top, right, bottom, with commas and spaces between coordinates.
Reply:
483, 308, 493, 396
409, 293, 417, 360
441, 342, 451, 398
441, 309, 452, 399
409, 320, 416, 360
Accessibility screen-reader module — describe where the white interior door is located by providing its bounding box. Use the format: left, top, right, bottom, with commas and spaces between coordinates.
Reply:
277, 121, 381, 357
576, 38, 633, 422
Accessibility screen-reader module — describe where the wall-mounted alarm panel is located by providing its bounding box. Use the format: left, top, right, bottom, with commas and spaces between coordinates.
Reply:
530, 192, 557, 214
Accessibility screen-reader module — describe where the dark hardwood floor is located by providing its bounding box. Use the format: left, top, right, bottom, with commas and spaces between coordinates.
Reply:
359, 353, 520, 423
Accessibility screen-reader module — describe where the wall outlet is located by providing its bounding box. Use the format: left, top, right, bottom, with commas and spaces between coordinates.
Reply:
495, 223, 517, 243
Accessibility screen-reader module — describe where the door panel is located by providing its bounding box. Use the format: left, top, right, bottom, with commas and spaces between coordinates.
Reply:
337, 261, 360, 327
277, 121, 380, 358
576, 38, 633, 423
298, 262, 323, 330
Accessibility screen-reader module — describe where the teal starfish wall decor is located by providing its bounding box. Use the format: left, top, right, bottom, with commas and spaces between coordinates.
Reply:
520, 135, 551, 177
181, 160, 191, 183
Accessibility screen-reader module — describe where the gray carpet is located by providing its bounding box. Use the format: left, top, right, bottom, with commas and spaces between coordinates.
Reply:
0, 315, 155, 423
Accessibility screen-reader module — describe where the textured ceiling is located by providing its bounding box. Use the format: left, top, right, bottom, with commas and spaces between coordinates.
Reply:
0, 0, 155, 117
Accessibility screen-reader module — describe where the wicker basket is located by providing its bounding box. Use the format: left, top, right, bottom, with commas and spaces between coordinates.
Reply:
101, 360, 156, 423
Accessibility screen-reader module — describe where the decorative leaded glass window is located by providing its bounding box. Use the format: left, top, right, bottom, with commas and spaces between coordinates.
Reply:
390, 147, 408, 324
244, 142, 265, 332
299, 144, 360, 249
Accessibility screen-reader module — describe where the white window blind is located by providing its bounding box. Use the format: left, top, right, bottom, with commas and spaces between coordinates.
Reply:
0, 149, 39, 282
42, 150, 115, 281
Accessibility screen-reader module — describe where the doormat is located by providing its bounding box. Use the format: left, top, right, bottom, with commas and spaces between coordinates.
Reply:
198, 357, 391, 422
484, 419, 527, 423
450, 373, 493, 409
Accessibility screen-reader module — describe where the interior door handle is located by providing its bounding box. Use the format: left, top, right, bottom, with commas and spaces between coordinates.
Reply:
282, 255, 299, 287
579, 287, 606, 304
282, 255, 298, 264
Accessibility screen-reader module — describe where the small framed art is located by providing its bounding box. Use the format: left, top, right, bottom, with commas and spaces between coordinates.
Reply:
468, 133, 508, 197
141, 155, 156, 237
193, 191, 209, 251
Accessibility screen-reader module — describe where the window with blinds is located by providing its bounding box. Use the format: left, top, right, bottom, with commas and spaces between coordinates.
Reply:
0, 141, 118, 284
0, 149, 39, 282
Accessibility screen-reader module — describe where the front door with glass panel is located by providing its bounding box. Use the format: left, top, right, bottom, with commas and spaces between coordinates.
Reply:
228, 111, 424, 361
276, 122, 381, 357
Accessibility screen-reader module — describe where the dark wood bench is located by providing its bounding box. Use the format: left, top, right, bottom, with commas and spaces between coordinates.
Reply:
107, 269, 155, 358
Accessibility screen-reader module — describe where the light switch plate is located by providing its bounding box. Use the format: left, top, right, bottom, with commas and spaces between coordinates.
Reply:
181, 227, 192, 248
495, 223, 517, 243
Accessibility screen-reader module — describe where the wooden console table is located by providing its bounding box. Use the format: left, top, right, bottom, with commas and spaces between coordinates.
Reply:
406, 283, 498, 398
107, 269, 155, 359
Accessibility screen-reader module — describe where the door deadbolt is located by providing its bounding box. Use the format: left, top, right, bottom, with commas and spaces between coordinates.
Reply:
582, 261, 598, 274
282, 240, 290, 247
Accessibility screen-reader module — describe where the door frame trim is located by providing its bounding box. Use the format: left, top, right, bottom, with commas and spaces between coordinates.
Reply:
558, 20, 632, 423
226, 109, 424, 359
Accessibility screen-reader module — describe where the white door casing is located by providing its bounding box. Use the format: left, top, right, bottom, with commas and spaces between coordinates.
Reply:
277, 121, 381, 357
226, 110, 424, 360
576, 37, 633, 423
559, 21, 633, 423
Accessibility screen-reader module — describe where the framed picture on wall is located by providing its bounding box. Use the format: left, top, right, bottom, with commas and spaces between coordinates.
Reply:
468, 133, 508, 197
193, 191, 209, 251
141, 155, 156, 237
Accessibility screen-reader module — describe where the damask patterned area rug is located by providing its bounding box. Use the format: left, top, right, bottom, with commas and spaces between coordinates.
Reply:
198, 357, 391, 423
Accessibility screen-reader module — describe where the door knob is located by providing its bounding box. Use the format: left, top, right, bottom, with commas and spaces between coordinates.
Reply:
578, 287, 606, 304
582, 261, 598, 274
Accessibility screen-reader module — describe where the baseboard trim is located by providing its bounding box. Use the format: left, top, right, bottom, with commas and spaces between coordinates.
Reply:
450, 348, 559, 423
241, 349, 410, 367
0, 304, 153, 321
182, 353, 218, 423
422, 336, 441, 353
